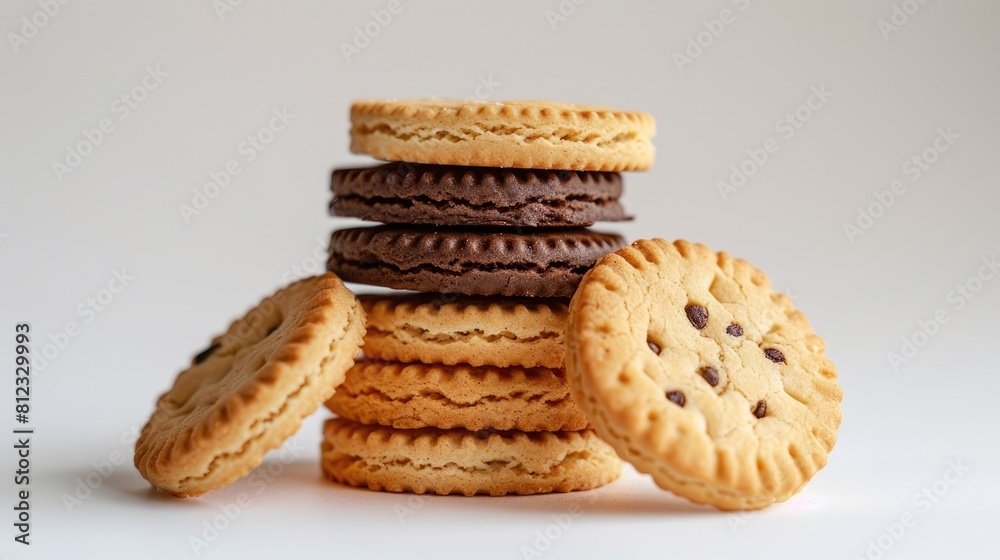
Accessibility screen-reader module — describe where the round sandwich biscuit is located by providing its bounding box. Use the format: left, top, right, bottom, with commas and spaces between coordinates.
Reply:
321, 418, 621, 496
326, 360, 589, 431
360, 293, 568, 369
327, 225, 626, 298
350, 99, 655, 171
331, 164, 628, 227
566, 239, 843, 510
134, 274, 365, 497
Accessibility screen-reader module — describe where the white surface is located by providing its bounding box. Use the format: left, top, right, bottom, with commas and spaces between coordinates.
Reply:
2, 1, 999, 558
24, 422, 1000, 559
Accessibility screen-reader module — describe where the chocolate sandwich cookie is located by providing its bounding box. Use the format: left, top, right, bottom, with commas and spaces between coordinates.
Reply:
331, 164, 628, 227
327, 225, 626, 297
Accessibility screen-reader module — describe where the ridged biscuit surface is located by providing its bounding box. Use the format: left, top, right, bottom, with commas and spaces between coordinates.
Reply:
134, 274, 365, 497
321, 419, 621, 496
326, 360, 588, 431
360, 293, 567, 368
350, 99, 655, 171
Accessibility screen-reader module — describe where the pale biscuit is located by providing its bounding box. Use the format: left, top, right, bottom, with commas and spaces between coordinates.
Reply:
134, 274, 365, 497
360, 293, 567, 369
321, 418, 621, 496
350, 99, 655, 171
326, 360, 589, 431
566, 239, 842, 510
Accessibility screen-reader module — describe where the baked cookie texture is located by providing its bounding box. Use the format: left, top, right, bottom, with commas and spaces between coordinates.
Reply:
565, 239, 842, 510
321, 418, 621, 496
327, 225, 626, 297
350, 99, 655, 171
326, 360, 589, 431
331, 164, 628, 227
134, 274, 365, 497
359, 293, 568, 369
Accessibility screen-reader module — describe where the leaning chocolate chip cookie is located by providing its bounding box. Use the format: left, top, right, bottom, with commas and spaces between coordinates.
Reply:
566, 239, 842, 510
134, 274, 365, 497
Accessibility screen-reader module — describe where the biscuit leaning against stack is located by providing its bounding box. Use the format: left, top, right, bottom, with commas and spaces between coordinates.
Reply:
134, 274, 366, 497
322, 99, 656, 495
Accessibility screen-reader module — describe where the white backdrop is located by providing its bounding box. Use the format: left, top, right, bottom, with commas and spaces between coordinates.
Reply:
2, 1, 998, 558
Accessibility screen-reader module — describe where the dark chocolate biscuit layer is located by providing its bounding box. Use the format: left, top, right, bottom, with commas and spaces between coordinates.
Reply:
331, 164, 629, 227
327, 225, 626, 297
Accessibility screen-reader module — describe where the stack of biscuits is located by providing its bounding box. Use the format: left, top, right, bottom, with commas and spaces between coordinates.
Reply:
320, 99, 656, 495
135, 98, 844, 510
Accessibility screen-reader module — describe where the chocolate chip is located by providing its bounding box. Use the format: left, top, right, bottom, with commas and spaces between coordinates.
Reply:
193, 343, 220, 365
699, 366, 719, 387
753, 400, 767, 418
685, 304, 708, 329
726, 323, 743, 337
647, 340, 662, 355
763, 348, 786, 363
666, 390, 686, 407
